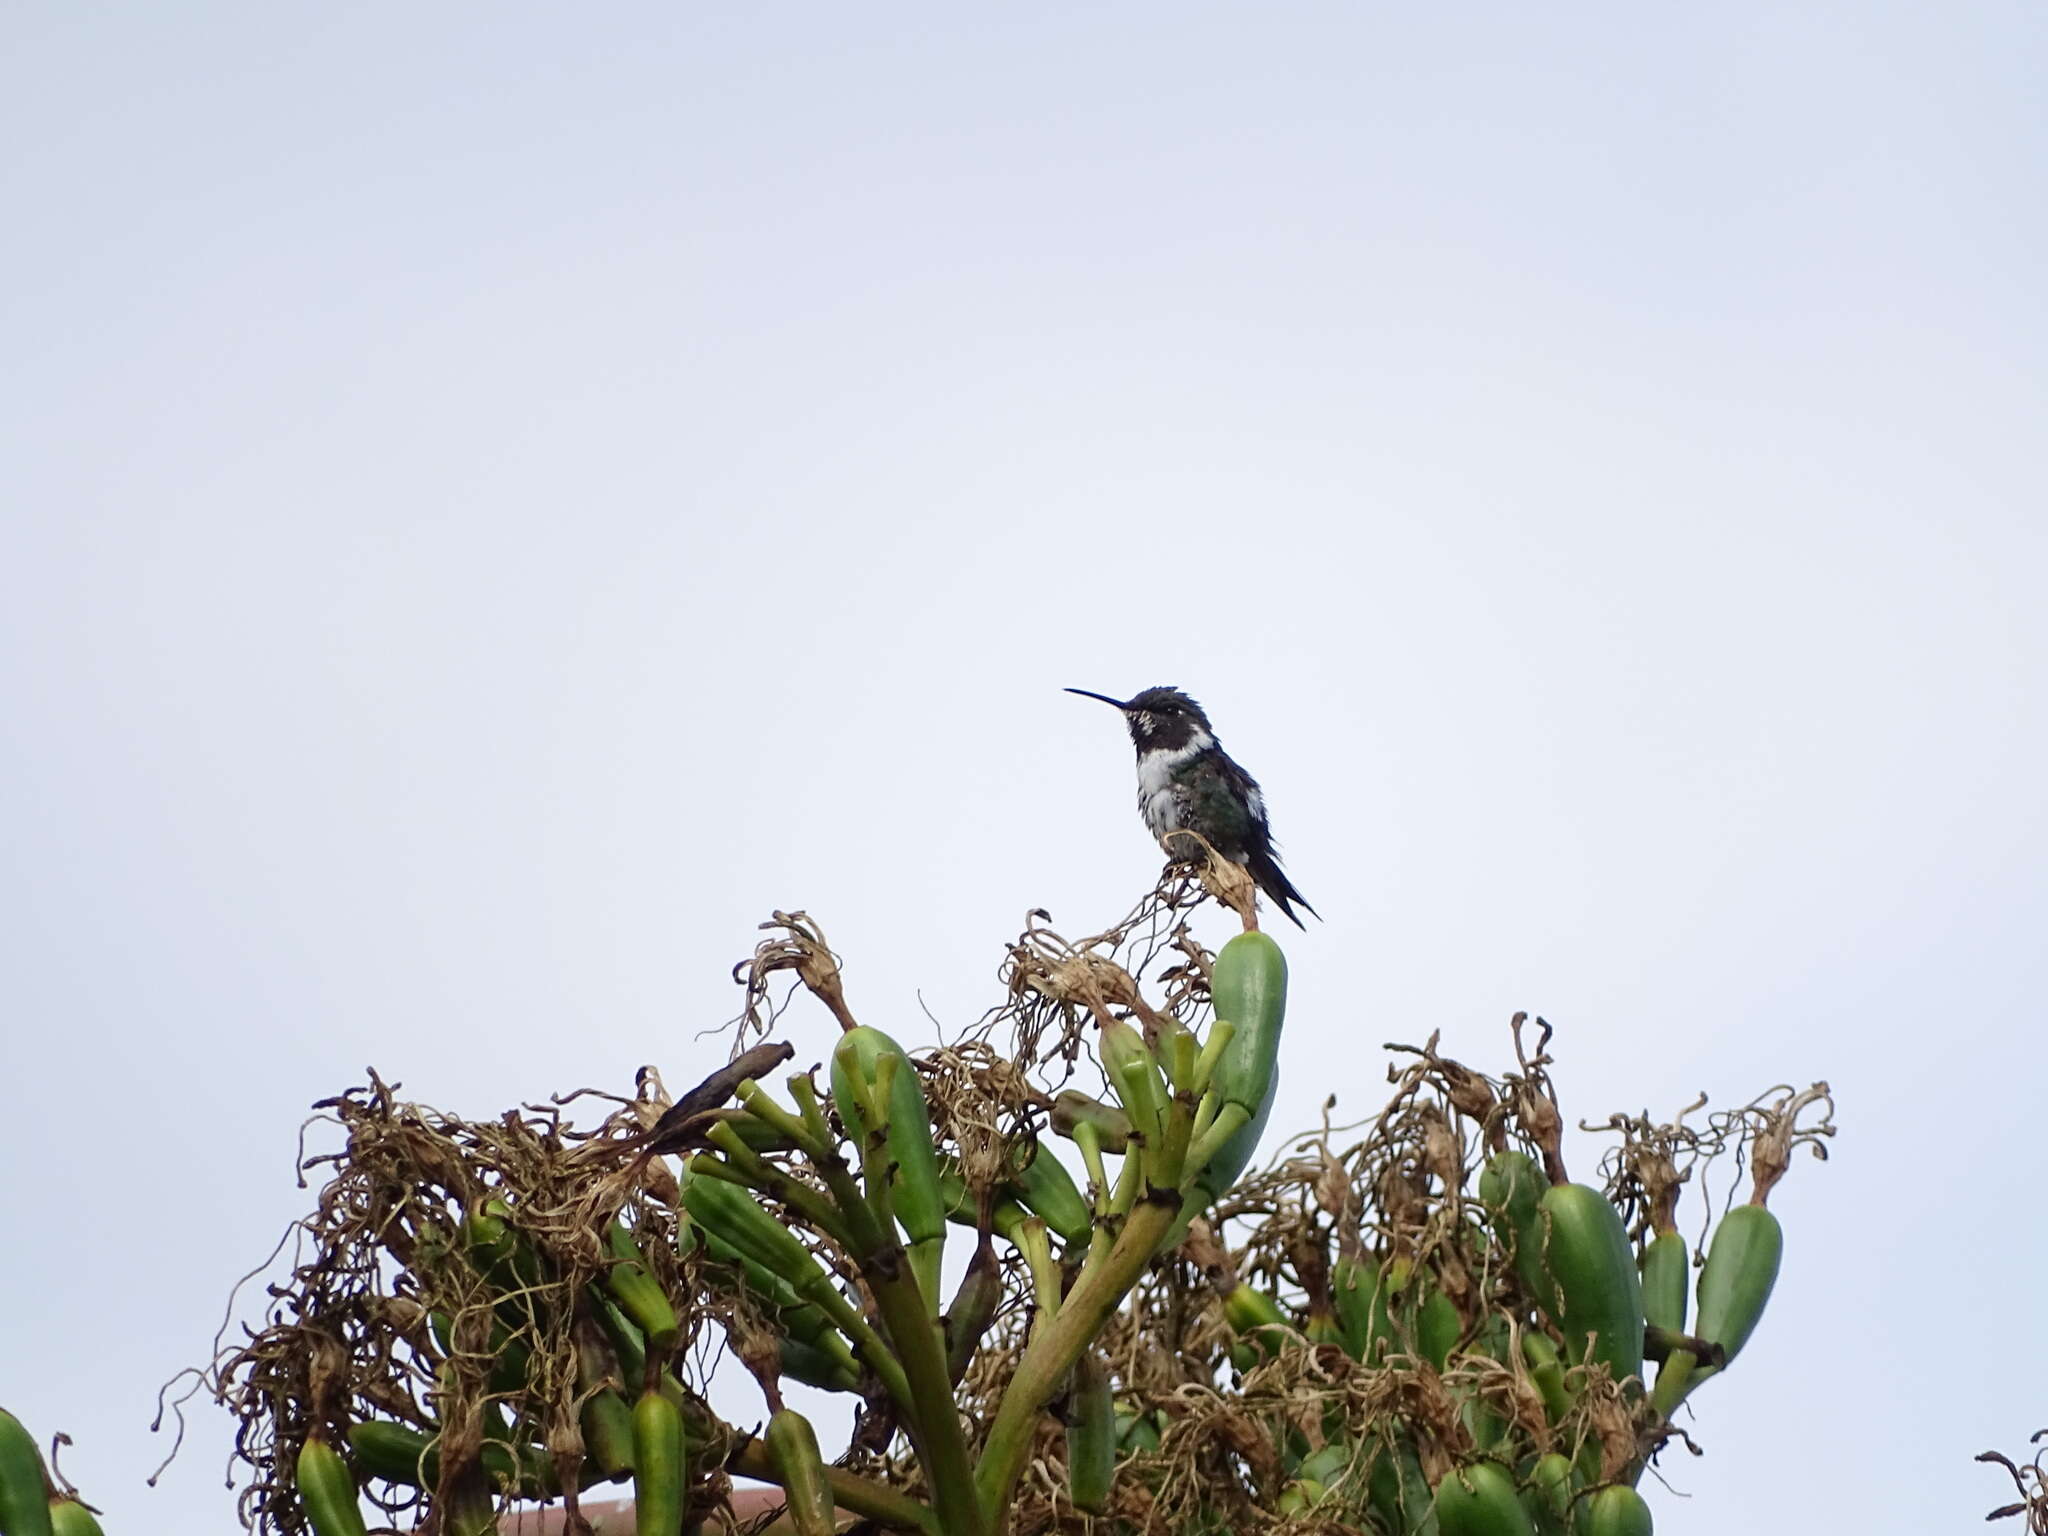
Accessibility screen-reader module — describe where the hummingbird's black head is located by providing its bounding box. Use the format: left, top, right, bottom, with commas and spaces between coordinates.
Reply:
1065, 685, 1214, 753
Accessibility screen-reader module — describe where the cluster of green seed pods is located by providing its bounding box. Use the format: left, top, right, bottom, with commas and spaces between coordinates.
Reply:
190, 906, 1829, 1536
233, 1196, 722, 1536
1148, 1095, 1807, 1536
657, 929, 1296, 1532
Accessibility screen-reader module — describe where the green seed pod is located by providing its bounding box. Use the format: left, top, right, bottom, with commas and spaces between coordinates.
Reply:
1367, 1438, 1432, 1536
604, 1223, 681, 1356
1418, 1287, 1463, 1370
680, 1170, 833, 1301
1331, 1253, 1398, 1365
1305, 1306, 1346, 1349
1222, 1282, 1292, 1359
579, 1388, 637, 1480
1459, 1384, 1508, 1452
1011, 1141, 1093, 1247
347, 1421, 439, 1487
1433, 1461, 1536, 1536
1116, 1408, 1162, 1455
1534, 1184, 1645, 1383
1521, 1331, 1574, 1424
695, 1228, 835, 1348
1050, 1090, 1132, 1154
1652, 1202, 1786, 1414
441, 1478, 500, 1536
831, 1026, 948, 1308
1529, 1452, 1577, 1528
1065, 1351, 1115, 1513
44, 1503, 104, 1536
944, 1235, 1003, 1384
935, 1161, 1032, 1243
346, 1422, 557, 1499
591, 1290, 648, 1391
1479, 1151, 1553, 1311
1207, 931, 1288, 1116
1158, 931, 1289, 1247
0, 1408, 54, 1536
1639, 1230, 1689, 1336
631, 1388, 684, 1536
764, 1409, 836, 1536
460, 1199, 549, 1329
295, 1435, 370, 1536
1276, 1478, 1326, 1516
1693, 1204, 1782, 1369
428, 1309, 533, 1396
1294, 1441, 1353, 1486
777, 1335, 861, 1394
1584, 1485, 1653, 1536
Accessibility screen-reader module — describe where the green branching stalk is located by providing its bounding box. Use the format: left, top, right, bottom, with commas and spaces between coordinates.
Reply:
787, 1072, 981, 1536
786, 1072, 833, 1148
682, 1156, 914, 1416
1108, 1137, 1144, 1216
865, 1251, 986, 1536
808, 1150, 888, 1257
686, 1147, 856, 1252
973, 1193, 1182, 1523
1189, 1020, 1235, 1096
735, 1079, 828, 1160
1114, 1058, 1167, 1180
1166, 1025, 1199, 1093
1072, 1121, 1111, 1217
1153, 1092, 1196, 1190
1012, 1218, 1060, 1333
1182, 1101, 1251, 1184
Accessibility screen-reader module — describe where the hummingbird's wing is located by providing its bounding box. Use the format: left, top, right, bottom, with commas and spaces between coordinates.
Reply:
1212, 752, 1318, 929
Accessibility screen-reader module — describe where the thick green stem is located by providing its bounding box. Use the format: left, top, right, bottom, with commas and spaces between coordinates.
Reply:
729, 1435, 938, 1534
973, 1194, 1181, 1523
801, 1128, 981, 1536
1153, 1093, 1195, 1189
868, 1258, 986, 1536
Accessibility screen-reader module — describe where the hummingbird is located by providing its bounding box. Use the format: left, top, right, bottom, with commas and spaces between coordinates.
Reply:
1066, 685, 1317, 928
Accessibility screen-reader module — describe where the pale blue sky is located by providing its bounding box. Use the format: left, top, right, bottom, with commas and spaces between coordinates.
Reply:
2, 5, 2042, 1533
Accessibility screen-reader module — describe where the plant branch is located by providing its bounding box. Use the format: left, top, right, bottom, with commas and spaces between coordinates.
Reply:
972, 1192, 1181, 1522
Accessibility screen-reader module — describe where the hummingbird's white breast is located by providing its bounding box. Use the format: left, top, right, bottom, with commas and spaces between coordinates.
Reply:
1134, 729, 1212, 842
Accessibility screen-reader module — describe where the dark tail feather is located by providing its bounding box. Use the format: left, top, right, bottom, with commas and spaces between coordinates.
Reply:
1247, 848, 1318, 929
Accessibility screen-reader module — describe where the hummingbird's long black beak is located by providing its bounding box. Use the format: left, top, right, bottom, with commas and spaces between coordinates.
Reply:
1064, 688, 1130, 710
